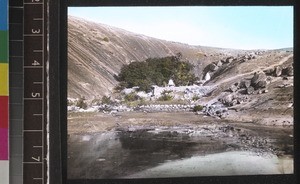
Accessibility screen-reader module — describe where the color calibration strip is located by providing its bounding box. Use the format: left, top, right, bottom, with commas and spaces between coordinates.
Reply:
0, 0, 9, 183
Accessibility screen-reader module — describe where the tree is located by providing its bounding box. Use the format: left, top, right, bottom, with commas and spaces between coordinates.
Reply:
116, 55, 198, 92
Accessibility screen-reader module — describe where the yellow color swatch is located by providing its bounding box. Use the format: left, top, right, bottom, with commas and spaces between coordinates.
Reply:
0, 63, 8, 96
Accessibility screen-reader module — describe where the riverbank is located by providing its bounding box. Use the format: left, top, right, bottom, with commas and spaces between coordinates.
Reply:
68, 111, 292, 134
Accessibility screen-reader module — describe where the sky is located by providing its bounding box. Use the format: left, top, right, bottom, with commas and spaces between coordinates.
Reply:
68, 6, 293, 50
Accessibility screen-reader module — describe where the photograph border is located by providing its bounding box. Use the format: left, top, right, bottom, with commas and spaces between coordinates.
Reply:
48, 0, 298, 183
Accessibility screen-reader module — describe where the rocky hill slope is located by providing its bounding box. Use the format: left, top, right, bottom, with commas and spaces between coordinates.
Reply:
68, 16, 248, 99
68, 17, 293, 122
68, 16, 293, 126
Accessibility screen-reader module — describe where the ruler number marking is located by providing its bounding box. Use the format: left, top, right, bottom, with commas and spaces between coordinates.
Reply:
32, 60, 40, 66
31, 156, 41, 162
32, 29, 41, 34
31, 92, 41, 98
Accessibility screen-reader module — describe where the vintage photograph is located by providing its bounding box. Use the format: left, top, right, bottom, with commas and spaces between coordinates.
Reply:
67, 6, 293, 179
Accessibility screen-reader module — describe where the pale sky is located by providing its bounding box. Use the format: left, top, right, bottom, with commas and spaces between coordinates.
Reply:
68, 6, 293, 50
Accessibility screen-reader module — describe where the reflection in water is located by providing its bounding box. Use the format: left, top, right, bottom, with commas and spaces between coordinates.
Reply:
68, 129, 293, 179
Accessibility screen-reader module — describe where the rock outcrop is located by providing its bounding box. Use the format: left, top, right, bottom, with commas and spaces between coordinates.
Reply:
251, 72, 267, 89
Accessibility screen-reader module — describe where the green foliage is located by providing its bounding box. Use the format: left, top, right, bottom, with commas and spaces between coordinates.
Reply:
124, 92, 140, 102
91, 98, 101, 106
116, 54, 198, 92
102, 37, 109, 42
158, 94, 173, 101
192, 95, 200, 101
101, 95, 113, 105
193, 105, 203, 112
76, 97, 87, 109
67, 99, 75, 106
158, 90, 173, 101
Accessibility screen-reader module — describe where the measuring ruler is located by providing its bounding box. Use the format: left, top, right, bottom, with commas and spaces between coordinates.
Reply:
23, 0, 47, 183
9, 0, 48, 183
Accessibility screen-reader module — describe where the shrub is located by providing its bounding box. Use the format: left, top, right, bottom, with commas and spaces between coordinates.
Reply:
124, 92, 140, 102
138, 97, 147, 106
91, 98, 102, 106
116, 55, 198, 92
67, 99, 75, 106
193, 105, 203, 112
102, 37, 109, 42
101, 95, 113, 105
161, 90, 173, 95
158, 94, 173, 101
192, 95, 200, 101
76, 97, 87, 109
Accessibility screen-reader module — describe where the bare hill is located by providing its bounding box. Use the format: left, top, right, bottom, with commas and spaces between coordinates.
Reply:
68, 16, 243, 99
68, 16, 293, 122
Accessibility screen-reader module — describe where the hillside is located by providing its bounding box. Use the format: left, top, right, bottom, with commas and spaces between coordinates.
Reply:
68, 16, 246, 99
68, 16, 293, 126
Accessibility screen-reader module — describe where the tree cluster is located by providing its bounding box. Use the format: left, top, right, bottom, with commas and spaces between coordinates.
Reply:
115, 54, 198, 92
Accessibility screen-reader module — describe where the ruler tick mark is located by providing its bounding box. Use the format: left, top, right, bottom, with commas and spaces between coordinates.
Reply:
24, 2, 43, 5
33, 82, 43, 84
24, 66, 43, 68
9, 6, 24, 9
24, 34, 43, 37
23, 162, 42, 164
24, 98, 43, 100
33, 114, 43, 116
33, 50, 43, 53
24, 130, 43, 132
33, 146, 43, 148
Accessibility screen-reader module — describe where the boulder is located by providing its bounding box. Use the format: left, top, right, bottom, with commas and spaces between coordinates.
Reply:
239, 80, 251, 89
244, 55, 250, 60
263, 68, 275, 76
216, 60, 223, 67
282, 76, 289, 80
255, 80, 267, 89
220, 94, 235, 106
274, 66, 282, 77
204, 72, 211, 81
227, 58, 234, 63
203, 103, 228, 118
229, 84, 238, 92
246, 86, 255, 94
263, 89, 268, 93
208, 63, 218, 71
282, 66, 293, 76
240, 58, 246, 63
251, 72, 267, 88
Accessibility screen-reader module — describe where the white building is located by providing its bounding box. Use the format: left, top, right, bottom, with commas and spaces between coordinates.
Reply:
168, 79, 175, 87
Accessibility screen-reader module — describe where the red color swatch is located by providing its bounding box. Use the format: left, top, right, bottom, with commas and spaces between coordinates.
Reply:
0, 96, 8, 128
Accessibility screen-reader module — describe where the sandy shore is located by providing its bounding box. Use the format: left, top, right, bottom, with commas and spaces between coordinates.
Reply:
68, 111, 292, 134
